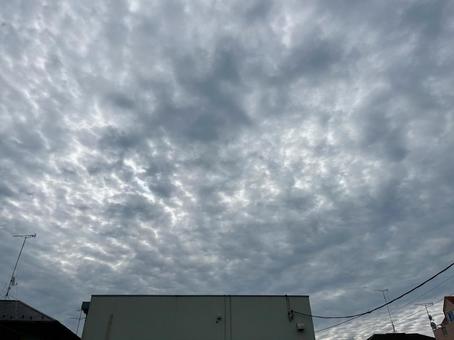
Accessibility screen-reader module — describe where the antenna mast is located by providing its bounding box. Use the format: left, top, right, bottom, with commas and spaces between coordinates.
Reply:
416, 302, 436, 330
376, 289, 397, 333
4, 233, 36, 298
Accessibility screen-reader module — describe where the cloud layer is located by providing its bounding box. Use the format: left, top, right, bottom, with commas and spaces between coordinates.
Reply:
1, 0, 454, 338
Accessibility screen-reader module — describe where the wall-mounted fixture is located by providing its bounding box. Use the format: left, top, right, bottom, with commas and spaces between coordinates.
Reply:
296, 322, 305, 332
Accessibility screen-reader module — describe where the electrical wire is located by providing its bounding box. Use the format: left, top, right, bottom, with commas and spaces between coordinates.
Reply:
315, 308, 394, 334
295, 260, 454, 320
394, 271, 454, 310
393, 308, 425, 326
315, 316, 362, 333
316, 288, 453, 334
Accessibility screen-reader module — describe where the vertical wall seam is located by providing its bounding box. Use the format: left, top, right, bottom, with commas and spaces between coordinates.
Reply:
229, 296, 233, 340
104, 313, 113, 340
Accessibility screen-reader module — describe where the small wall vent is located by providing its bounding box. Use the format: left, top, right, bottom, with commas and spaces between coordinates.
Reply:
296, 322, 305, 332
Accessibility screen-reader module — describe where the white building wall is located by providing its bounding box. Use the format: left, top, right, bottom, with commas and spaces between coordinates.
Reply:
82, 295, 315, 340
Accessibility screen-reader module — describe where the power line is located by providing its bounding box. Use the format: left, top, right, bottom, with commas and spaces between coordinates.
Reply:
393, 308, 424, 326
395, 271, 454, 310
315, 316, 361, 333
295, 260, 454, 320
369, 274, 454, 329
315, 307, 393, 334
316, 291, 452, 334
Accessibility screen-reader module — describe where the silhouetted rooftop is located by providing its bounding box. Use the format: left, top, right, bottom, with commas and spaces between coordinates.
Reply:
367, 333, 435, 340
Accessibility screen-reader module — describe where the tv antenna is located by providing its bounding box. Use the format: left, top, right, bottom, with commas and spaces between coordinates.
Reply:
376, 289, 397, 333
415, 302, 436, 330
4, 233, 36, 298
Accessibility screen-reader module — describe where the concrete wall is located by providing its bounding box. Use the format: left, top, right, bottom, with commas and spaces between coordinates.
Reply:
82, 295, 315, 340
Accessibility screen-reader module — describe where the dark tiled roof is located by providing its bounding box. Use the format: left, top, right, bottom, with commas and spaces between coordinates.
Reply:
0, 300, 79, 340
367, 333, 435, 340
91, 294, 310, 297
0, 300, 53, 321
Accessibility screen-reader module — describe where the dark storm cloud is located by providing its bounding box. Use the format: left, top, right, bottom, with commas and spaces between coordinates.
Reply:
1, 0, 454, 339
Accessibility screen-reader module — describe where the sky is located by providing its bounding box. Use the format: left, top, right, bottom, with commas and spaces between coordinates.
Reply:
1, 0, 454, 339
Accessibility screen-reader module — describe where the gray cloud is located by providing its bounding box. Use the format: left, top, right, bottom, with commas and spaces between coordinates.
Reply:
1, 0, 454, 339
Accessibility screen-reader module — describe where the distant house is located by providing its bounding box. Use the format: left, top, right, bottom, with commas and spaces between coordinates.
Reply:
0, 300, 80, 340
434, 296, 454, 340
367, 333, 434, 339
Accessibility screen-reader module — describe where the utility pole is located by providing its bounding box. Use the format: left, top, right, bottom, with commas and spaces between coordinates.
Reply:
376, 289, 397, 333
4, 233, 36, 298
416, 302, 436, 330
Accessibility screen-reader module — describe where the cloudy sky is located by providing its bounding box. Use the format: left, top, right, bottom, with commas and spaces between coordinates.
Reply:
1, 0, 454, 338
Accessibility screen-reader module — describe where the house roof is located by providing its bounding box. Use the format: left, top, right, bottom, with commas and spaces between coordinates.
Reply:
91, 294, 310, 297
367, 333, 435, 340
0, 300, 53, 321
0, 320, 80, 340
0, 300, 79, 340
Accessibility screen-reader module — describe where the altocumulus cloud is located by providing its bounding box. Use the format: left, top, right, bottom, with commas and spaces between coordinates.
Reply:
1, 0, 454, 338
